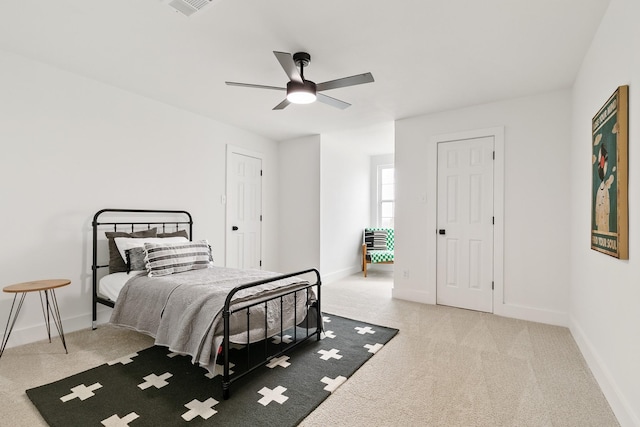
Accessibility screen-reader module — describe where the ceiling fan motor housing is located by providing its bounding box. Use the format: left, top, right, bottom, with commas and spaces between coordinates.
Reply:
293, 52, 311, 68
287, 80, 316, 93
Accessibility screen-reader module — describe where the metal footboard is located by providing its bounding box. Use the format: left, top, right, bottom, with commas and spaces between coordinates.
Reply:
221, 268, 322, 399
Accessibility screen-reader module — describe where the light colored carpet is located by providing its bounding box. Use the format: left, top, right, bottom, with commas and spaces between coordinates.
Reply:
0, 271, 619, 426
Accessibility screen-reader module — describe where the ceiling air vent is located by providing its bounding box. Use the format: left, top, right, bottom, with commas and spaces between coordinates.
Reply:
168, 0, 216, 17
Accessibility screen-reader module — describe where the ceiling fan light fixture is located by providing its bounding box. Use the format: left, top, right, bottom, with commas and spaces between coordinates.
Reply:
286, 81, 317, 104
226, 51, 374, 110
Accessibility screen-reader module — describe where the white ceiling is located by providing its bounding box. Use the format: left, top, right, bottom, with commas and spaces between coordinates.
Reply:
0, 0, 610, 143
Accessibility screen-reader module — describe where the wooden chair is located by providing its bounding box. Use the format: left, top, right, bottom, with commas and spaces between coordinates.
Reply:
362, 228, 394, 277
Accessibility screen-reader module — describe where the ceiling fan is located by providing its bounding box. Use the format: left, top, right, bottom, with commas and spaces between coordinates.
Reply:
225, 51, 374, 110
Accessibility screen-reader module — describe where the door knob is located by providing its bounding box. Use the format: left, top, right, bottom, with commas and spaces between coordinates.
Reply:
232, 226, 239, 231
438, 229, 446, 235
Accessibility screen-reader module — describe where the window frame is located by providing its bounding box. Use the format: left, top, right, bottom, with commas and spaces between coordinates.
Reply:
377, 164, 395, 228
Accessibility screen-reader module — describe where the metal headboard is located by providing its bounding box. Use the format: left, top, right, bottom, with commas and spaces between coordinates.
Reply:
91, 208, 193, 328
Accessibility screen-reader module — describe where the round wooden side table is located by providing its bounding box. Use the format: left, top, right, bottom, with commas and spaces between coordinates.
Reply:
0, 279, 70, 358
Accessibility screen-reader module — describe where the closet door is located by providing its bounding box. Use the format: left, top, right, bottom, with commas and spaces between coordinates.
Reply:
227, 147, 262, 270
436, 136, 494, 313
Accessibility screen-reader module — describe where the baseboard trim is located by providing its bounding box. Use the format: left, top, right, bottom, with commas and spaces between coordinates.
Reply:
494, 302, 568, 327
322, 265, 362, 284
570, 318, 639, 427
392, 287, 432, 304
3, 309, 111, 349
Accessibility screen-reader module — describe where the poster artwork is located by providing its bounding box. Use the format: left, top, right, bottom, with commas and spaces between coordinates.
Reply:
591, 85, 629, 259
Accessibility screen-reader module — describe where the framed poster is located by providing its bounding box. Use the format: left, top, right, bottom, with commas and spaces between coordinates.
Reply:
591, 85, 629, 259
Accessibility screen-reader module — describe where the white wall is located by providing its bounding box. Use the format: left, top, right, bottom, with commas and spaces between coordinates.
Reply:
319, 136, 370, 282
0, 49, 280, 347
394, 89, 572, 325
570, 0, 640, 424
278, 135, 321, 273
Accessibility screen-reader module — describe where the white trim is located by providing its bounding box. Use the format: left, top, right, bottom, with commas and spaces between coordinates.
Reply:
571, 318, 640, 427
498, 303, 568, 326
431, 127, 505, 314
225, 145, 264, 269
376, 163, 395, 227
322, 265, 362, 284
370, 154, 394, 227
2, 310, 110, 350
392, 287, 432, 304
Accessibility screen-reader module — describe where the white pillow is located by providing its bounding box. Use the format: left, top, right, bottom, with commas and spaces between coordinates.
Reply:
114, 236, 188, 263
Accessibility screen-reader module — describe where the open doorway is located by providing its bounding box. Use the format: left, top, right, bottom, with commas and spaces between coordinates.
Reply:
319, 122, 395, 285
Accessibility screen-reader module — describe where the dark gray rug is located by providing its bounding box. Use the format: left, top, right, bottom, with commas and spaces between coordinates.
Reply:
26, 314, 398, 426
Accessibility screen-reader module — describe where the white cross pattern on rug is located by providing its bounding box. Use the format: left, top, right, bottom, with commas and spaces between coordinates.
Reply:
321, 375, 347, 393
364, 343, 384, 354
323, 330, 336, 339
271, 334, 293, 344
257, 386, 289, 406
181, 397, 219, 421
206, 362, 235, 379
60, 383, 103, 402
266, 355, 291, 369
323, 316, 331, 323
137, 372, 172, 390
107, 353, 139, 366
101, 412, 139, 427
355, 326, 376, 335
318, 348, 342, 361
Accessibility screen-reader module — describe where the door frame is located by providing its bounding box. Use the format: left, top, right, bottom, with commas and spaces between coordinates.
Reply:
225, 144, 264, 269
432, 127, 504, 313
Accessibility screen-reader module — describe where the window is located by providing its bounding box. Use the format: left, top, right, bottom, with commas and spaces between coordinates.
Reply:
377, 165, 394, 228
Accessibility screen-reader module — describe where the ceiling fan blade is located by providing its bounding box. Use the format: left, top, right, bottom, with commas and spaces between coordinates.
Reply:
273, 51, 303, 83
316, 72, 375, 92
317, 93, 351, 110
225, 81, 285, 91
273, 99, 291, 110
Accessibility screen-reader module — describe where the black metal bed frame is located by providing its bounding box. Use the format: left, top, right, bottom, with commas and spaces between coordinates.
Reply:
91, 208, 322, 400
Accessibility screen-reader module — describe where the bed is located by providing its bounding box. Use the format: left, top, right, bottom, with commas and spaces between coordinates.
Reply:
91, 208, 322, 399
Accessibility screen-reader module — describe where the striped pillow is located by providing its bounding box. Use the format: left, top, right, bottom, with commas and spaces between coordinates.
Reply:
365, 229, 388, 250
144, 240, 213, 277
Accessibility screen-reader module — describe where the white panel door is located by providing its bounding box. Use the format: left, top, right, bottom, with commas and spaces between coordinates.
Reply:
436, 137, 494, 312
226, 150, 262, 269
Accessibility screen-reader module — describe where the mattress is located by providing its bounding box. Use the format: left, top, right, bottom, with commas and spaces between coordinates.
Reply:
98, 272, 144, 302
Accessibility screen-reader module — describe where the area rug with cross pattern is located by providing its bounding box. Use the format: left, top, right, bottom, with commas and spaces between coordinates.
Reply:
26, 314, 398, 426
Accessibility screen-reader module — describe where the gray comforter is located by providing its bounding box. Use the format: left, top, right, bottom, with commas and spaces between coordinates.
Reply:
109, 266, 313, 374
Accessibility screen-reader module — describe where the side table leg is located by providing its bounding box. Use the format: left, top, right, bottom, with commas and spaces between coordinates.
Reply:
46, 290, 67, 354
39, 290, 52, 343
0, 293, 27, 359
